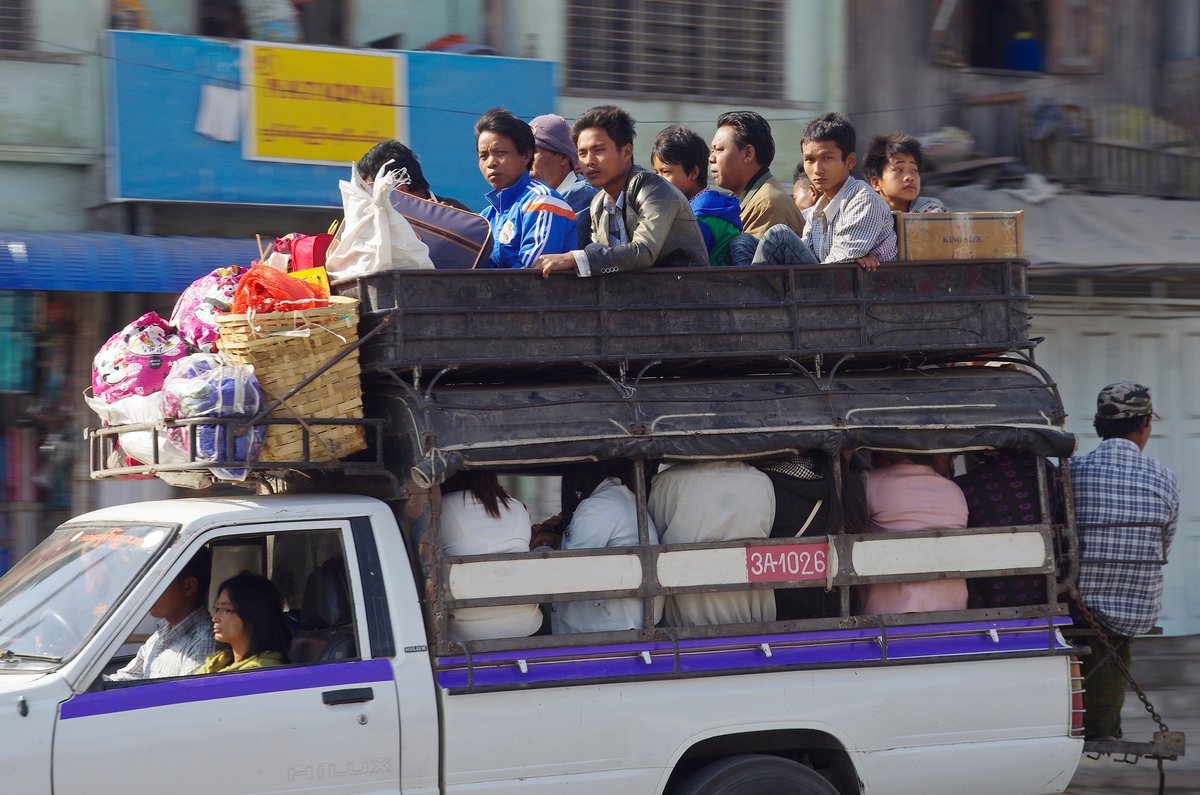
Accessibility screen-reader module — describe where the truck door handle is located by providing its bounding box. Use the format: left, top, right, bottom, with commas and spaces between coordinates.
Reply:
322, 687, 374, 705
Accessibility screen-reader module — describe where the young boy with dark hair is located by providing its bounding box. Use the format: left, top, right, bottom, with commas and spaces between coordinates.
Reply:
751, 112, 897, 270
862, 133, 946, 213
650, 125, 745, 266
356, 140, 472, 211
534, 105, 708, 278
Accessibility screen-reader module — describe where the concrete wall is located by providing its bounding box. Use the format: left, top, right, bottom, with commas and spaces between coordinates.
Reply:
0, 0, 106, 230
502, 0, 843, 183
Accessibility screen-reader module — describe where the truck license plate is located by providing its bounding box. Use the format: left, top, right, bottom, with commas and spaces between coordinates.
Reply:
746, 543, 829, 583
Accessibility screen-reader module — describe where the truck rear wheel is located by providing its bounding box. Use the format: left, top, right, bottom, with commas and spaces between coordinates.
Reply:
675, 754, 839, 795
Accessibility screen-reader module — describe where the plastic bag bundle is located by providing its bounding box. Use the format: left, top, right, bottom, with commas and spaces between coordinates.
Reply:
162, 354, 267, 479
91, 312, 189, 403
324, 163, 435, 278
85, 391, 190, 470
231, 263, 330, 315
169, 265, 247, 352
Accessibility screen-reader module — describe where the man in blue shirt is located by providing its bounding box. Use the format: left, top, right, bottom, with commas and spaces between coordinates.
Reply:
1069, 381, 1180, 741
475, 108, 576, 269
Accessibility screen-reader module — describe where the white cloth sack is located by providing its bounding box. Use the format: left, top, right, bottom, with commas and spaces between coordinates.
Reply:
325, 164, 434, 278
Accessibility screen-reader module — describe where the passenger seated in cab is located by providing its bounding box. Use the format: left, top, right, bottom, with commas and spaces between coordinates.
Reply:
439, 471, 543, 641
198, 573, 291, 673
550, 461, 664, 634
862, 133, 946, 213
859, 452, 968, 615
648, 461, 776, 626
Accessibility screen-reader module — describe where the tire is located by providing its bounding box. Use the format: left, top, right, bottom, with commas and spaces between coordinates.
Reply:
674, 754, 840, 795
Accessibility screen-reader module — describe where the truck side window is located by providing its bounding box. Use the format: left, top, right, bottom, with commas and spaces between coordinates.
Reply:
211, 530, 360, 666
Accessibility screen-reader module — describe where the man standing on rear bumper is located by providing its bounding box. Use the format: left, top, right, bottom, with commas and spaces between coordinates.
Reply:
1069, 381, 1180, 741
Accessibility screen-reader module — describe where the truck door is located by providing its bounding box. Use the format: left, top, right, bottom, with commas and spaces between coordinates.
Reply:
51, 520, 402, 795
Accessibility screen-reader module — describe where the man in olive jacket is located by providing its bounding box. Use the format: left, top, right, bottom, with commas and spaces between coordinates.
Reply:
537, 105, 709, 278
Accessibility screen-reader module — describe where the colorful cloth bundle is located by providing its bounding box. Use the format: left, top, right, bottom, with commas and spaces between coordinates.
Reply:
169, 265, 247, 353
91, 311, 188, 403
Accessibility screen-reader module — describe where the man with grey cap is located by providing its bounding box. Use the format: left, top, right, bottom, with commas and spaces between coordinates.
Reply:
1068, 381, 1180, 741
530, 113, 597, 216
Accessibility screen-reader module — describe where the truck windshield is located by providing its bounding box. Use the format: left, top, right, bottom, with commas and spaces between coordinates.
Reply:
0, 522, 175, 668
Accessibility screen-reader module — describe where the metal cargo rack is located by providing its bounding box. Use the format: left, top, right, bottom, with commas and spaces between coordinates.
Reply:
336, 258, 1033, 382
87, 415, 393, 493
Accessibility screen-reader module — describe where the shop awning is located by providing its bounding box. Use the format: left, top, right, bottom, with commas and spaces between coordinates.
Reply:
0, 231, 260, 293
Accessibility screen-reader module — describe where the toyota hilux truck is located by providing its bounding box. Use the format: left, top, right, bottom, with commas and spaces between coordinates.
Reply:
0, 260, 1088, 794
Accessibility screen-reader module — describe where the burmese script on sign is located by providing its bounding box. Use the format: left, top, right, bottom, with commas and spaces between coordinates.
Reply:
243, 42, 406, 165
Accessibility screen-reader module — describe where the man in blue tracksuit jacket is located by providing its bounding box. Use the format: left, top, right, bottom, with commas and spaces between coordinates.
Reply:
476, 108, 576, 269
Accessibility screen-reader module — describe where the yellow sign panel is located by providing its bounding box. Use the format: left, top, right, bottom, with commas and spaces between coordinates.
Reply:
243, 42, 405, 165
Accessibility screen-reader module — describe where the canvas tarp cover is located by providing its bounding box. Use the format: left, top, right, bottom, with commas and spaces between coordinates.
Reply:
939, 184, 1200, 278
369, 365, 1075, 487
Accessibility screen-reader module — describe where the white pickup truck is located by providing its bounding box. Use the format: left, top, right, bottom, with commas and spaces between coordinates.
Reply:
0, 261, 1090, 794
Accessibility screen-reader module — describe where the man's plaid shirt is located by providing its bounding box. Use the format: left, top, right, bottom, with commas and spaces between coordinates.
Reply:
107, 606, 217, 680
1069, 438, 1180, 636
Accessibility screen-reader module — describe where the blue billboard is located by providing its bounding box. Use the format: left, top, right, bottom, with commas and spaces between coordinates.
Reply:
105, 31, 556, 213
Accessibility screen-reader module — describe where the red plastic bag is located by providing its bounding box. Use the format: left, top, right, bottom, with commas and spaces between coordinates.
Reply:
231, 263, 330, 315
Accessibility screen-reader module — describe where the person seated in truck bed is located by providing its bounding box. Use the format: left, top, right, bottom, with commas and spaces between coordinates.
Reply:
356, 139, 473, 211
709, 110, 806, 239
757, 452, 868, 620
198, 572, 290, 674
861, 133, 947, 214
859, 452, 968, 615
650, 125, 750, 267
791, 163, 818, 216
439, 470, 544, 641
550, 461, 664, 634
954, 450, 1062, 609
535, 104, 709, 278
475, 108, 578, 270
648, 460, 776, 626
750, 112, 897, 272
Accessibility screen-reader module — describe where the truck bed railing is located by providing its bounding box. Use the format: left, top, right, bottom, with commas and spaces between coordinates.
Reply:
420, 522, 1067, 657
336, 259, 1033, 382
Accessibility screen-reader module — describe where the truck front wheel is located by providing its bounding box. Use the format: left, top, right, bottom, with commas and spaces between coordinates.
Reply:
674, 754, 840, 795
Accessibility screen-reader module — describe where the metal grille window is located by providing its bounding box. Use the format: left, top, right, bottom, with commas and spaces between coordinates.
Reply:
565, 0, 785, 102
0, 0, 28, 51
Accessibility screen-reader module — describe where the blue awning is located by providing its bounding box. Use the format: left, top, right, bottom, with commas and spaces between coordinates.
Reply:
0, 231, 261, 293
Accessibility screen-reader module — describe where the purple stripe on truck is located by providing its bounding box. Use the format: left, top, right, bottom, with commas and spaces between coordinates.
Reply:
435, 617, 1073, 691
60, 657, 393, 719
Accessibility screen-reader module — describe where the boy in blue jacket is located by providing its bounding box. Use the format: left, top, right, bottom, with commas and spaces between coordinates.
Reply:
476, 108, 576, 269
650, 125, 747, 266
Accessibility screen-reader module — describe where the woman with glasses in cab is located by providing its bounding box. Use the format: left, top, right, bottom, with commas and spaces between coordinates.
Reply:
198, 572, 291, 673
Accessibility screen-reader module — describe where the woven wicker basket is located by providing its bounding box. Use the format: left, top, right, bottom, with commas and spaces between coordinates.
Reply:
214, 296, 366, 462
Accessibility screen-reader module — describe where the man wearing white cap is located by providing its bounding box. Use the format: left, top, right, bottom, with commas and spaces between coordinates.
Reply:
1069, 381, 1180, 741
